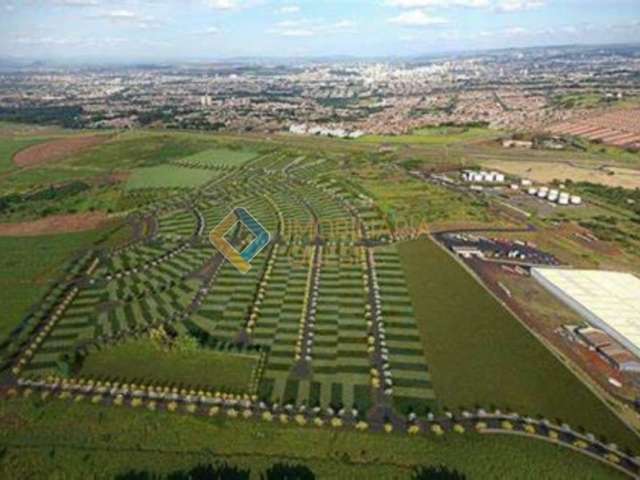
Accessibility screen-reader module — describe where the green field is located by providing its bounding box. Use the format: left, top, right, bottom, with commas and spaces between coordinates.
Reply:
67, 132, 221, 172
125, 165, 219, 190
398, 238, 640, 451
362, 175, 488, 226
178, 147, 257, 168
0, 397, 625, 479
79, 339, 258, 392
357, 126, 501, 145
0, 229, 110, 341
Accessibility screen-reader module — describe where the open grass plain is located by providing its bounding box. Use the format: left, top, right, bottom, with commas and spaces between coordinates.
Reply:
0, 124, 639, 478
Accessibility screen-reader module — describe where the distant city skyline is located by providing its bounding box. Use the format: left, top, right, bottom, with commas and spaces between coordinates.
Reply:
1, 0, 639, 61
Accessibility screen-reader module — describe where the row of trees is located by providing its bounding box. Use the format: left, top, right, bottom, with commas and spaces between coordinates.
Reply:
114, 462, 465, 479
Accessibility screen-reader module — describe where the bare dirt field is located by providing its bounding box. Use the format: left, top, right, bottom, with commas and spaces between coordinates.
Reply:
13, 134, 110, 168
482, 159, 640, 189
0, 212, 112, 236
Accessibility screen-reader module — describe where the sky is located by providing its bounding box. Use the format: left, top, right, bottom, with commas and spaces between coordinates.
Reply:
0, 0, 639, 61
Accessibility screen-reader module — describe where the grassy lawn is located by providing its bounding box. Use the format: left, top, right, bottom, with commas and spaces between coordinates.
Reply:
179, 147, 258, 168
357, 126, 501, 146
0, 229, 107, 342
0, 397, 626, 479
398, 238, 640, 452
79, 339, 258, 392
125, 165, 219, 190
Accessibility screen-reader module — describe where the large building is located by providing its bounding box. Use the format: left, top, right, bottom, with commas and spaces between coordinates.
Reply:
532, 268, 640, 358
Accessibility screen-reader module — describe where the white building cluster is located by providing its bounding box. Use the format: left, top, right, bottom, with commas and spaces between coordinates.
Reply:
461, 170, 506, 183
289, 124, 364, 139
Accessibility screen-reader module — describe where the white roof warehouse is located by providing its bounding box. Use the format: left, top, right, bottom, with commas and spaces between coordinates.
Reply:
532, 268, 640, 358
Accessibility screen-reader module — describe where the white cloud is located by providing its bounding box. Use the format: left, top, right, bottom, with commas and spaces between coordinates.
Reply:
205, 0, 243, 10
278, 5, 300, 14
504, 26, 528, 35
388, 10, 448, 27
386, 0, 545, 12
268, 18, 356, 37
386, 0, 489, 8
89, 9, 160, 29
495, 0, 545, 13
99, 9, 138, 20
52, 0, 99, 6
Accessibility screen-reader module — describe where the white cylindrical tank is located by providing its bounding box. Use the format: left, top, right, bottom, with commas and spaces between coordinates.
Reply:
495, 173, 505, 182
570, 195, 582, 205
558, 195, 569, 205
528, 187, 538, 196
538, 187, 549, 199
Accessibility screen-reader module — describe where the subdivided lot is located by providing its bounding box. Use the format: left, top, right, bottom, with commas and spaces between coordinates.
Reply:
0, 229, 108, 342
0, 398, 626, 479
78, 339, 258, 392
176, 147, 258, 168
374, 246, 437, 414
398, 238, 640, 452
125, 165, 219, 190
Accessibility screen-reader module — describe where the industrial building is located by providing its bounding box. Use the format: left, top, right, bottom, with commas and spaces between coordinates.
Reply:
532, 268, 640, 359
574, 327, 640, 372
461, 170, 505, 183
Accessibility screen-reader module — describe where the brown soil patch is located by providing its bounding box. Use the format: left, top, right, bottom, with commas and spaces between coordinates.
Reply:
482, 159, 640, 189
0, 212, 111, 236
13, 134, 110, 168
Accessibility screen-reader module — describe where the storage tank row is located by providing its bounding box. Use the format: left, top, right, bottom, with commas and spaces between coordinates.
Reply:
527, 187, 582, 205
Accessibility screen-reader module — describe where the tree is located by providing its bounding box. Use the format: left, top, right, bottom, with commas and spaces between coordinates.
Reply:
261, 462, 316, 480
412, 465, 467, 480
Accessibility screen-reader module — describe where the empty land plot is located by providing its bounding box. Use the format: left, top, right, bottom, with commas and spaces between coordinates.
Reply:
0, 230, 106, 342
78, 338, 258, 392
255, 245, 309, 402
65, 132, 223, 171
398, 238, 640, 451
482, 159, 640, 189
357, 127, 501, 146
302, 244, 371, 410
177, 147, 258, 168
187, 250, 267, 341
157, 209, 198, 238
0, 212, 111, 237
24, 279, 203, 378
125, 165, 219, 190
13, 134, 109, 168
375, 245, 436, 413
0, 136, 51, 174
